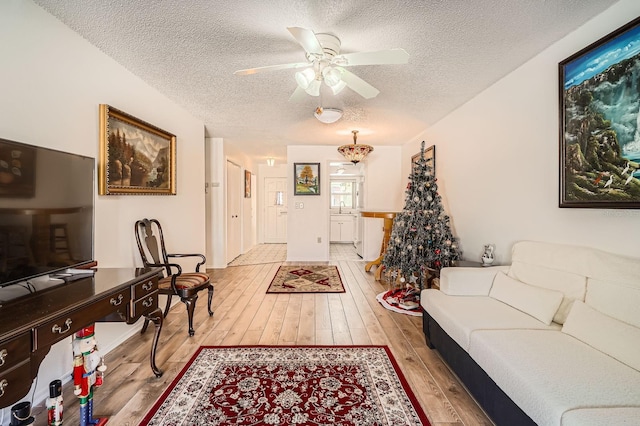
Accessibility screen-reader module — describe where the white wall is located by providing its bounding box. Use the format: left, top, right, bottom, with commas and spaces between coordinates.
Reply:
361, 146, 404, 261
0, 1, 206, 413
287, 146, 332, 261
287, 145, 403, 262
205, 138, 257, 268
403, 0, 640, 265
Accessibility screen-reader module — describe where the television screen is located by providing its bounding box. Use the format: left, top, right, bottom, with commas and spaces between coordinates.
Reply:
0, 138, 94, 287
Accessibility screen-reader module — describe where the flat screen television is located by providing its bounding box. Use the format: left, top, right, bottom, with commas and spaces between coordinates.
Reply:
0, 137, 94, 288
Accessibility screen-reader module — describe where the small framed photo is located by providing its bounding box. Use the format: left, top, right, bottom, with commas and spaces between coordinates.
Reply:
412, 144, 435, 175
559, 17, 640, 208
294, 162, 320, 195
244, 170, 251, 198
99, 104, 176, 195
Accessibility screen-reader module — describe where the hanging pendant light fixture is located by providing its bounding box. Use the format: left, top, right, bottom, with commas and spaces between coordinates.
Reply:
337, 130, 374, 164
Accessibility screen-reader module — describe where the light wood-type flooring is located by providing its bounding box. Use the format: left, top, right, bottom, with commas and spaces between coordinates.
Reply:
31, 257, 492, 425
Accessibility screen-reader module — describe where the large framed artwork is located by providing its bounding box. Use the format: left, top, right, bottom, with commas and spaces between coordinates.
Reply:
294, 162, 320, 195
99, 104, 176, 195
412, 144, 435, 175
559, 16, 640, 208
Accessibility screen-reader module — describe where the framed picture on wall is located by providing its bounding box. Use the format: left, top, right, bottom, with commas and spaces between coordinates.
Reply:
559, 16, 640, 208
412, 144, 435, 175
99, 104, 176, 195
294, 162, 320, 195
244, 170, 251, 198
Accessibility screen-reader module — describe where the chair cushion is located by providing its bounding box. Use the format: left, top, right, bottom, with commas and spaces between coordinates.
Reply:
159, 272, 210, 291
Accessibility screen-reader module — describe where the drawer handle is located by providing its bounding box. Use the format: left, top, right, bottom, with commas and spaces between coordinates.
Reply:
0, 379, 6, 397
110, 294, 124, 306
142, 296, 154, 308
142, 282, 154, 291
51, 318, 73, 334
0, 349, 6, 366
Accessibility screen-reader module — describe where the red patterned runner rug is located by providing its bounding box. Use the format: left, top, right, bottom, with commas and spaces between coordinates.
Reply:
140, 346, 431, 425
266, 265, 345, 293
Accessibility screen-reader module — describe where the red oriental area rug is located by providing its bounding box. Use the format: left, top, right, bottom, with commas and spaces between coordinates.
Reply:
267, 265, 345, 293
140, 346, 431, 426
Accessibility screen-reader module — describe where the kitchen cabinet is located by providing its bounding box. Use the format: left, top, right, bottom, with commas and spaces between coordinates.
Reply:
330, 215, 355, 242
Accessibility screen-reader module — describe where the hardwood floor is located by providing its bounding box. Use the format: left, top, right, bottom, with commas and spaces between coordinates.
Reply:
31, 259, 493, 425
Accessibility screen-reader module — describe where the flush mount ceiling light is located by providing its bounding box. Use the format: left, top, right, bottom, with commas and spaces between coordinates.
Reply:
266, 158, 275, 167
314, 106, 343, 124
337, 130, 374, 164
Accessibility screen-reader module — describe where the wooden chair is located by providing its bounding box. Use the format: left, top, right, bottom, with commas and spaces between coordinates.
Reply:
134, 218, 213, 336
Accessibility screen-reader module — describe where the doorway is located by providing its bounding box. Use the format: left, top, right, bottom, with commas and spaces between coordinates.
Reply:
226, 160, 242, 263
264, 177, 287, 243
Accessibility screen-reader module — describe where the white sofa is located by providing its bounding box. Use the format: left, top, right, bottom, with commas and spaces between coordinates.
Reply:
420, 241, 640, 426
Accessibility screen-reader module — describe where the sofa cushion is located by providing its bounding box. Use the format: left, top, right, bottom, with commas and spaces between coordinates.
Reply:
421, 289, 559, 351
586, 278, 640, 329
562, 301, 640, 372
439, 265, 508, 296
489, 272, 563, 325
509, 241, 587, 324
468, 329, 640, 426
509, 240, 640, 324
561, 407, 640, 426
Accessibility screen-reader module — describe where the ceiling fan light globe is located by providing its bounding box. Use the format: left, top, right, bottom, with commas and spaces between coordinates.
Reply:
305, 79, 321, 96
322, 67, 342, 87
295, 68, 315, 89
331, 80, 347, 95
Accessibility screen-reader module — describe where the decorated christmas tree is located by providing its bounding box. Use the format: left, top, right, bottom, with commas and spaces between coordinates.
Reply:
381, 141, 461, 299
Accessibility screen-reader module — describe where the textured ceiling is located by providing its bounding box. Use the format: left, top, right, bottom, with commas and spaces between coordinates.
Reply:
34, 0, 618, 163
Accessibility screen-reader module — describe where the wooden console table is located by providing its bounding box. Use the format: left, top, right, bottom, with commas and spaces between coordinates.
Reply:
0, 267, 163, 408
361, 211, 398, 281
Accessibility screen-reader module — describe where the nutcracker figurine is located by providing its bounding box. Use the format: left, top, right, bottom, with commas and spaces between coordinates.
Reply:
46, 380, 63, 426
72, 324, 107, 426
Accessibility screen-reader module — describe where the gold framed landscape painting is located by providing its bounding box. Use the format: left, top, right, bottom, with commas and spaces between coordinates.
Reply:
99, 104, 176, 195
294, 162, 320, 195
559, 16, 640, 208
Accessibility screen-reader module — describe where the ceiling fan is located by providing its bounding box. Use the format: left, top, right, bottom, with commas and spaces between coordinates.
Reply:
234, 27, 409, 100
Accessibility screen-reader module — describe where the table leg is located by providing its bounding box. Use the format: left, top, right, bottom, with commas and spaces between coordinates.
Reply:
144, 307, 164, 377
365, 217, 394, 281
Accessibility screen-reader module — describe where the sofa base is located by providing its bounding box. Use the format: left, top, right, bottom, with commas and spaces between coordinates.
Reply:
422, 307, 536, 426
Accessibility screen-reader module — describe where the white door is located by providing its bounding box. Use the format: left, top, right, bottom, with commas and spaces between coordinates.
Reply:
264, 177, 287, 243
226, 161, 242, 263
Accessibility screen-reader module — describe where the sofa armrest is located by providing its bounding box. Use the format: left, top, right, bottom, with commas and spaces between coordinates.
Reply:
439, 265, 509, 296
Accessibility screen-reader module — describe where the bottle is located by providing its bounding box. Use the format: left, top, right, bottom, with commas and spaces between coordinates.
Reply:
46, 379, 63, 425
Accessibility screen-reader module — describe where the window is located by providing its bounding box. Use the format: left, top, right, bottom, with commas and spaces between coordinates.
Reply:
330, 180, 355, 209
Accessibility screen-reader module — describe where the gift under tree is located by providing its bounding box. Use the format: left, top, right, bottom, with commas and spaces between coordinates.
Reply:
380, 141, 461, 311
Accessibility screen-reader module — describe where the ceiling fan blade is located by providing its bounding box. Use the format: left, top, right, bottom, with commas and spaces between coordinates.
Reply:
338, 68, 380, 99
337, 48, 409, 66
287, 27, 324, 56
234, 62, 310, 76
288, 86, 308, 102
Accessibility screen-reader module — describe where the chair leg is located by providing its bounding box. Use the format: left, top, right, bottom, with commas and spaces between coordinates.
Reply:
141, 318, 150, 334
182, 294, 198, 337
207, 284, 214, 316
163, 294, 173, 318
